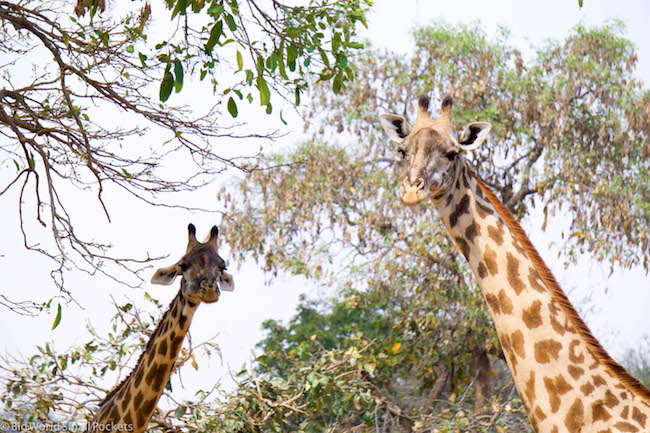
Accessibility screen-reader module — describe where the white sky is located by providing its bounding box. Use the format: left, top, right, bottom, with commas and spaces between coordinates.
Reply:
0, 0, 649, 405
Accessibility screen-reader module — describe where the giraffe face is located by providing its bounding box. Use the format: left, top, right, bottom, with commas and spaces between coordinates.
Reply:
151, 224, 234, 303
396, 126, 460, 205
379, 96, 492, 206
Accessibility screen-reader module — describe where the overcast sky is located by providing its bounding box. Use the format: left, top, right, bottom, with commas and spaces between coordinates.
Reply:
0, 0, 648, 403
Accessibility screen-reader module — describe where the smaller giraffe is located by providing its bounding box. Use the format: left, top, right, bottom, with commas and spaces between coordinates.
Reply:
89, 223, 234, 433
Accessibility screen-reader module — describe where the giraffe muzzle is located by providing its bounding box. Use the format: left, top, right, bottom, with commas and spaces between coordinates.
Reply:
399, 177, 428, 206
199, 279, 221, 303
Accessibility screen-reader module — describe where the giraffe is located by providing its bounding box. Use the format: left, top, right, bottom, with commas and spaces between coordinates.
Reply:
89, 223, 234, 433
379, 95, 650, 432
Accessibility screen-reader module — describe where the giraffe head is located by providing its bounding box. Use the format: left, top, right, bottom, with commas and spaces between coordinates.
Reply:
150, 223, 234, 303
379, 95, 492, 205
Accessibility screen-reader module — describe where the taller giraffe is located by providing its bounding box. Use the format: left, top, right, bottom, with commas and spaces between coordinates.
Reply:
89, 224, 234, 433
379, 95, 650, 433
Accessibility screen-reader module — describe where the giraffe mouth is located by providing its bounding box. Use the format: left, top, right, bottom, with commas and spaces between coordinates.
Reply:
399, 177, 430, 206
199, 280, 221, 303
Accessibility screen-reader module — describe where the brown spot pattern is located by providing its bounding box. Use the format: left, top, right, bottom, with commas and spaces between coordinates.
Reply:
465, 222, 479, 243
170, 335, 184, 355
524, 371, 536, 402
506, 253, 526, 295
613, 422, 639, 432
487, 225, 504, 245
550, 313, 566, 336
544, 374, 572, 413
522, 300, 543, 329
564, 398, 584, 433
568, 340, 585, 364
510, 330, 525, 358
581, 382, 595, 396
477, 261, 488, 279
534, 339, 562, 363
567, 365, 584, 380
498, 290, 513, 314
157, 340, 168, 356
449, 194, 470, 228
455, 236, 471, 259
595, 375, 608, 387
474, 198, 494, 218
528, 270, 546, 293
632, 407, 647, 428
133, 390, 143, 409
133, 366, 144, 388
485, 293, 500, 314
592, 402, 612, 422
483, 245, 498, 276
621, 405, 630, 419
604, 390, 619, 408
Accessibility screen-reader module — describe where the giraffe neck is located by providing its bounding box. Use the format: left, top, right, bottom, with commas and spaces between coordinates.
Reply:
432, 160, 650, 433
90, 290, 199, 433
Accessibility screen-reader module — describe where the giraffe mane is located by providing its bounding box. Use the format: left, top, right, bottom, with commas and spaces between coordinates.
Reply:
98, 292, 181, 406
468, 167, 650, 402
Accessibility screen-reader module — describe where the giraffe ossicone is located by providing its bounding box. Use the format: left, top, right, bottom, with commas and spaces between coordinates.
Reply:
89, 223, 234, 433
380, 95, 650, 433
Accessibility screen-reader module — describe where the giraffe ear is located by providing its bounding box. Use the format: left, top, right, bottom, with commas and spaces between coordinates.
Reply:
151, 264, 181, 285
379, 113, 412, 143
218, 271, 235, 292
457, 122, 492, 151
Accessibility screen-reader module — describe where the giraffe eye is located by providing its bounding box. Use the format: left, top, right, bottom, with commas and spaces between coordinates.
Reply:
445, 152, 457, 161
180, 263, 189, 272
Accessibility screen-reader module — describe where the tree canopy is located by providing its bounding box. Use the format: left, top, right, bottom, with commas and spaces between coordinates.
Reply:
0, 0, 371, 311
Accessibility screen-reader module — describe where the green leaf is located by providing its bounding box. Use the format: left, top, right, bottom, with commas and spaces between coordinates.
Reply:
171, 0, 188, 19
236, 51, 243, 71
257, 75, 270, 105
138, 53, 148, 67
245, 69, 254, 84
51, 304, 62, 330
265, 102, 272, 114
319, 48, 330, 67
126, 45, 134, 53
13, 160, 20, 172
159, 66, 174, 102
337, 54, 348, 69
332, 73, 343, 94
205, 21, 223, 55
227, 97, 238, 117
287, 45, 297, 64
174, 405, 187, 418
173, 60, 184, 92
225, 14, 237, 32
207, 4, 224, 17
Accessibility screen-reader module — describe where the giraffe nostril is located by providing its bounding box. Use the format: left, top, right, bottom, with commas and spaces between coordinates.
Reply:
414, 178, 425, 189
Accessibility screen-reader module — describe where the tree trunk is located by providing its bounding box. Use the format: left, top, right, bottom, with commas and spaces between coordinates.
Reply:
470, 347, 491, 413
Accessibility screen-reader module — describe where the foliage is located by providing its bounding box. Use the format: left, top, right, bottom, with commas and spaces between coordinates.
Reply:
620, 336, 650, 389
0, 295, 221, 427
158, 0, 371, 111
0, 0, 372, 311
304, 20, 650, 271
